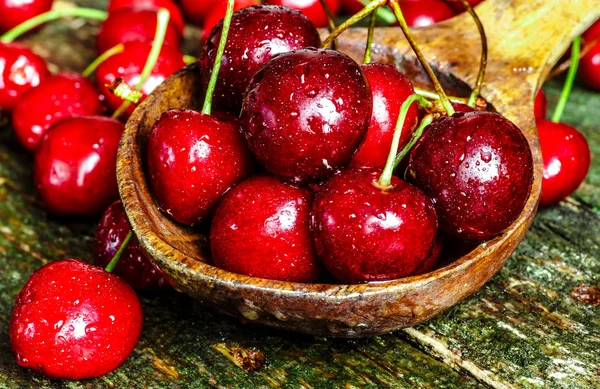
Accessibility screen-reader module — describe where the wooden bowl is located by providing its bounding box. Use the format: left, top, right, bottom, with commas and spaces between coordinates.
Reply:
117, 0, 600, 337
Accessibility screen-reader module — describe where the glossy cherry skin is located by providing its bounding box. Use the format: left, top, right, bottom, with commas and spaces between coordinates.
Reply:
580, 39, 600, 91
96, 8, 181, 54
147, 109, 255, 225
413, 235, 442, 275
265, 0, 341, 28
34, 116, 123, 217
107, 0, 185, 34
201, 5, 321, 113
12, 72, 103, 151
399, 0, 456, 28
0, 42, 49, 112
312, 168, 437, 283
352, 63, 418, 169
95, 40, 185, 118
0, 0, 53, 33
201, 0, 260, 39
9, 259, 142, 379
408, 111, 533, 241
211, 175, 321, 282
537, 119, 590, 207
94, 200, 170, 292
534, 89, 547, 120
241, 48, 371, 183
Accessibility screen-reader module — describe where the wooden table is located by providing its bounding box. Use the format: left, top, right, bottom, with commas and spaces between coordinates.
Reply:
1, 2, 599, 388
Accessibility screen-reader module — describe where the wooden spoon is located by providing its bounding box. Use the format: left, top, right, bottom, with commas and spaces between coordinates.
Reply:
117, 0, 600, 337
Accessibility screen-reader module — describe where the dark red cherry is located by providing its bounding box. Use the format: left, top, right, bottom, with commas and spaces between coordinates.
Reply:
0, 0, 53, 33
537, 119, 590, 207
0, 42, 49, 112
95, 40, 185, 118
399, 0, 456, 28
413, 234, 443, 275
534, 89, 547, 119
580, 38, 600, 91
107, 0, 185, 34
340, 0, 363, 15
96, 8, 181, 54
312, 168, 437, 283
201, 0, 260, 39
201, 5, 321, 113
94, 200, 170, 292
265, 0, 341, 28
408, 111, 533, 241
582, 19, 600, 41
210, 175, 321, 282
451, 101, 477, 113
180, 0, 216, 24
352, 63, 418, 169
147, 109, 255, 225
12, 72, 103, 151
240, 48, 371, 183
34, 116, 123, 217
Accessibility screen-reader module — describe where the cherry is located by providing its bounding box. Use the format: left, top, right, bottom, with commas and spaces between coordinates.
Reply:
96, 8, 181, 54
12, 72, 103, 151
408, 111, 533, 241
210, 175, 321, 282
312, 168, 437, 283
449, 0, 483, 13
9, 259, 142, 379
240, 48, 371, 183
413, 234, 442, 275
201, 5, 321, 113
94, 200, 170, 292
34, 116, 123, 217
340, 0, 363, 15
579, 38, 600, 91
147, 109, 255, 225
537, 119, 590, 207
582, 19, 600, 42
179, 0, 217, 25
107, 0, 185, 34
0, 0, 53, 33
399, 0, 456, 28
351, 63, 418, 169
534, 89, 547, 119
265, 0, 341, 28
0, 42, 49, 112
95, 40, 185, 118
201, 0, 260, 39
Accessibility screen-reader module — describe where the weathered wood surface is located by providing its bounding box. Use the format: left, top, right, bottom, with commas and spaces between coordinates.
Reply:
1, 1, 599, 388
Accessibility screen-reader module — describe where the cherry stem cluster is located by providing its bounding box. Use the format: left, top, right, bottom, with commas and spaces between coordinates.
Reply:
459, 0, 487, 107
394, 114, 433, 169
322, 0, 386, 49
552, 37, 581, 123
363, 12, 377, 64
82, 43, 124, 78
319, 0, 338, 50
202, 0, 235, 116
105, 231, 133, 273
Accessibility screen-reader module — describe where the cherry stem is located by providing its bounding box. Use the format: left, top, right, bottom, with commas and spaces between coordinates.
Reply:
111, 8, 170, 119
183, 54, 197, 64
363, 12, 377, 64
108, 78, 144, 104
202, 0, 235, 116
319, 0, 338, 50
394, 114, 433, 168
322, 0, 386, 49
460, 0, 487, 107
548, 36, 600, 79
387, 0, 455, 116
414, 86, 485, 106
82, 43, 124, 78
105, 231, 133, 273
0, 7, 107, 42
378, 94, 432, 187
552, 36, 581, 123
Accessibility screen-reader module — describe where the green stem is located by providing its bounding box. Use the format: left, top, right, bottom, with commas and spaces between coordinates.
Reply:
105, 231, 133, 273
552, 36, 581, 123
82, 43, 124, 78
414, 87, 466, 104
322, 0, 386, 49
0, 7, 107, 42
363, 12, 377, 64
394, 114, 434, 168
109, 79, 144, 104
378, 94, 433, 187
202, 0, 234, 116
388, 0, 455, 116
111, 8, 170, 119
183, 54, 197, 64
360, 0, 396, 24
319, 0, 338, 50
460, 0, 487, 107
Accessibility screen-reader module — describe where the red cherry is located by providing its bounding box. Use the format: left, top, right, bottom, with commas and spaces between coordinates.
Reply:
582, 19, 600, 41
201, 5, 321, 113
413, 234, 443, 275
95, 40, 185, 118
534, 89, 547, 119
451, 101, 477, 113
449, 0, 483, 13
265, 0, 341, 28
94, 200, 170, 292
0, 0, 53, 33
96, 8, 181, 54
580, 38, 600, 91
240, 48, 371, 183
9, 259, 142, 379
0, 42, 49, 112
179, 0, 218, 25
12, 72, 103, 151
201, 0, 260, 39
107, 0, 185, 34
351, 63, 418, 169
340, 0, 363, 15
147, 109, 255, 225
399, 0, 456, 28
312, 168, 437, 283
408, 111, 533, 241
537, 119, 590, 207
34, 116, 123, 217
210, 175, 321, 282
